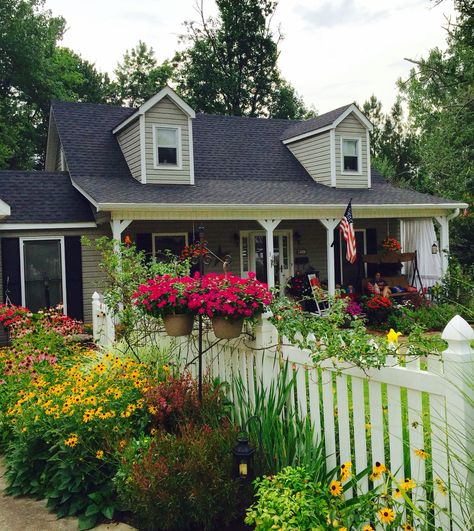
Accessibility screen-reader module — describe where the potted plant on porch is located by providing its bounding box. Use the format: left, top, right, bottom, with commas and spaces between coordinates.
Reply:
189, 272, 272, 339
132, 275, 198, 336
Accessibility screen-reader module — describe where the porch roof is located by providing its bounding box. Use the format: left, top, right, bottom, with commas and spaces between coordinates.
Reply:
0, 171, 95, 226
51, 101, 466, 216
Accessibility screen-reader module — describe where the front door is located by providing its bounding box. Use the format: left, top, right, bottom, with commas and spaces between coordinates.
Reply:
240, 231, 292, 289
339, 229, 366, 288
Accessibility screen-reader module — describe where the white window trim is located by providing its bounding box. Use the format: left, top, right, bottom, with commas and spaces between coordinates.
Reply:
152, 232, 188, 257
19, 236, 67, 314
152, 124, 182, 170
340, 136, 363, 175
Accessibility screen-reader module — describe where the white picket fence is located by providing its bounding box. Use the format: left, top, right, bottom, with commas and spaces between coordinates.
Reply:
92, 295, 474, 529
91, 292, 115, 346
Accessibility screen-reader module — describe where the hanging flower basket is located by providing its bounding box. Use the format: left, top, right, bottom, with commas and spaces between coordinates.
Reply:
163, 313, 195, 337
211, 316, 244, 339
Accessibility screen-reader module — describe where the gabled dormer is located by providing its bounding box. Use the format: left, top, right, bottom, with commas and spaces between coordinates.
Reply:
281, 104, 373, 188
112, 86, 196, 185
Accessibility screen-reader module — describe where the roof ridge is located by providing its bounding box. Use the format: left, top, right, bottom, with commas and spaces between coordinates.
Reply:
198, 113, 301, 124
52, 100, 136, 111
0, 170, 69, 175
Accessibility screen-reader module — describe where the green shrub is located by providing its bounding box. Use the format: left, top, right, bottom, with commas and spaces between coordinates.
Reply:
387, 302, 464, 334
115, 423, 241, 531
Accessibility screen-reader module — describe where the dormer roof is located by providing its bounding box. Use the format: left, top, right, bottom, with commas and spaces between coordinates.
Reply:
112, 86, 196, 135
281, 103, 373, 144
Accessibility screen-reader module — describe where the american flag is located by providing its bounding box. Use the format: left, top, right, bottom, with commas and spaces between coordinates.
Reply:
340, 200, 357, 264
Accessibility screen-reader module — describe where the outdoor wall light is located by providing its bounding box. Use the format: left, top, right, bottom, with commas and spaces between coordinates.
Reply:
232, 432, 255, 480
431, 242, 439, 255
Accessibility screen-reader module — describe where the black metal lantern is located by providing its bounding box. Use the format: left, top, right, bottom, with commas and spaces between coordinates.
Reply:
232, 433, 255, 480
432, 242, 439, 255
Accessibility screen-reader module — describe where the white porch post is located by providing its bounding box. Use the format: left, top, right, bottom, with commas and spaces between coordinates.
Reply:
110, 218, 133, 252
319, 218, 339, 296
257, 219, 281, 289
435, 215, 451, 275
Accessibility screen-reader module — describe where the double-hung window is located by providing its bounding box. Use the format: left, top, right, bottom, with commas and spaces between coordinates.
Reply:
154, 126, 180, 167
20, 237, 66, 312
342, 138, 361, 173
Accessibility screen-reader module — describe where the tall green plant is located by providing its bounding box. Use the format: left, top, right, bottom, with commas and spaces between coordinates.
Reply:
232, 361, 324, 475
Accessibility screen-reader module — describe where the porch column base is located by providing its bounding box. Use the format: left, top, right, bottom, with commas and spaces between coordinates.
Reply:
318, 218, 339, 296
257, 218, 281, 290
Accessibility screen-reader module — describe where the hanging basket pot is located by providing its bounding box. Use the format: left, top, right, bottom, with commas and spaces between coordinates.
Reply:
211, 316, 244, 339
163, 313, 195, 337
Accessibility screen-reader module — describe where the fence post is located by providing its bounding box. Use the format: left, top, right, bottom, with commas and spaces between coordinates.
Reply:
441, 315, 474, 529
92, 292, 102, 343
92, 291, 115, 347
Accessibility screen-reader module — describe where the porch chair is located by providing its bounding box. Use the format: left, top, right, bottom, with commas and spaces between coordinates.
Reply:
307, 274, 330, 316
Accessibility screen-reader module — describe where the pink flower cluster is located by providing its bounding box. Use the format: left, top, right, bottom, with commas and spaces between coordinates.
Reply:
133, 275, 198, 317
0, 304, 83, 339
189, 272, 272, 319
133, 272, 272, 320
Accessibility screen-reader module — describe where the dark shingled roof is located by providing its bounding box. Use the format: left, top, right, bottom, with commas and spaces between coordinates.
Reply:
280, 104, 352, 141
0, 171, 95, 224
50, 100, 458, 208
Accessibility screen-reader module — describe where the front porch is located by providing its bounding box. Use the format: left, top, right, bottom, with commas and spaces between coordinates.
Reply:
109, 207, 453, 295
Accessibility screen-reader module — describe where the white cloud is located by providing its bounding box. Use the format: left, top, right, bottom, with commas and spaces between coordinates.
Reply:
45, 0, 455, 113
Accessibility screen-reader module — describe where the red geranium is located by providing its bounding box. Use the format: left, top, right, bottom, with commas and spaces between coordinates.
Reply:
382, 237, 401, 252
366, 295, 393, 310
179, 243, 209, 261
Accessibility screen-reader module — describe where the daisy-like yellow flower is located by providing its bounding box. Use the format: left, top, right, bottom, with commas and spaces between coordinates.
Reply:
363, 525, 374, 531
95, 450, 104, 459
387, 329, 402, 343
370, 461, 386, 480
402, 523, 414, 531
150, 427, 158, 436
435, 477, 447, 496
414, 448, 429, 459
401, 478, 416, 491
378, 508, 395, 524
393, 487, 403, 499
329, 480, 343, 497
64, 433, 78, 447
340, 461, 352, 482
82, 409, 95, 423
339, 528, 347, 531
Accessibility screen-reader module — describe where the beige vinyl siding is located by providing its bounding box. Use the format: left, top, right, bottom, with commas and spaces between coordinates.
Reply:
117, 120, 141, 182
287, 132, 332, 186
335, 114, 369, 188
144, 96, 192, 184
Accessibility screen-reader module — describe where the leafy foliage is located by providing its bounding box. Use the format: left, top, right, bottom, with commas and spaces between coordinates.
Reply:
112, 41, 173, 106
173, 0, 312, 118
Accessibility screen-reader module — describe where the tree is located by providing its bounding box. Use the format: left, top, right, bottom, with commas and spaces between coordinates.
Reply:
173, 0, 310, 118
112, 41, 173, 106
362, 95, 421, 188
0, 0, 111, 169
398, 0, 473, 267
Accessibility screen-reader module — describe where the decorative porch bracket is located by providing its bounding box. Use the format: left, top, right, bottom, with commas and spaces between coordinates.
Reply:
318, 218, 339, 296
257, 219, 281, 289
110, 218, 133, 252
434, 215, 450, 275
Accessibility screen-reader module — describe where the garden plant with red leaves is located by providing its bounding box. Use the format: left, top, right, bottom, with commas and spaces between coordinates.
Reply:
145, 373, 230, 431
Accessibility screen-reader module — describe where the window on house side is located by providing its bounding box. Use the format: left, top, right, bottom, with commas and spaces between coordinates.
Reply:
342, 139, 359, 172
156, 127, 178, 166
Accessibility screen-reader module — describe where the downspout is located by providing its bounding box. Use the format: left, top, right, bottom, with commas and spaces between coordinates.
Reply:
447, 208, 460, 221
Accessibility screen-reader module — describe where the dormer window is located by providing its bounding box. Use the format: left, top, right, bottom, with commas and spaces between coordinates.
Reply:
342, 138, 361, 173
153, 125, 181, 168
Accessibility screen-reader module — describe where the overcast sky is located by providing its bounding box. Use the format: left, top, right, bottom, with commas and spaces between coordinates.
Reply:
44, 0, 455, 113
